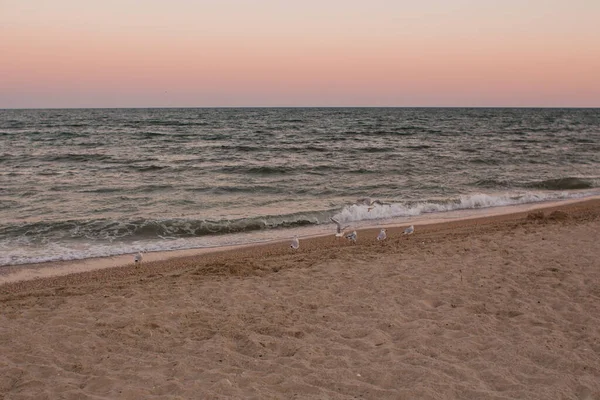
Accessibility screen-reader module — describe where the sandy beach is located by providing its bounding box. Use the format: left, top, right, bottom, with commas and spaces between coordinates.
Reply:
1, 199, 599, 399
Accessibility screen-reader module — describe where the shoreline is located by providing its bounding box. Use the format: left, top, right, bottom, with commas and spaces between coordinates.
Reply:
1, 196, 599, 290
2, 193, 598, 281
1, 196, 599, 398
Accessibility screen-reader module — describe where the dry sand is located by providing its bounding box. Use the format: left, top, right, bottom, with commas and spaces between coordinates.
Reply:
1, 200, 599, 399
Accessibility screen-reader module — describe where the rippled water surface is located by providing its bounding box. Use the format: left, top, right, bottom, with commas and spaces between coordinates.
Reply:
1, 108, 599, 265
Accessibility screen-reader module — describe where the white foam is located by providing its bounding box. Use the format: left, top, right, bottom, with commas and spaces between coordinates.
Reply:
333, 190, 598, 223
0, 228, 299, 267
2, 190, 599, 267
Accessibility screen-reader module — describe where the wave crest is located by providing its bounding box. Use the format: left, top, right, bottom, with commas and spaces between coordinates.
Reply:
332, 191, 595, 223
2, 190, 598, 266
526, 177, 592, 190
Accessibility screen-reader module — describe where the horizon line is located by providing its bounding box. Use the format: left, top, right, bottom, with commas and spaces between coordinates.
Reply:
2, 105, 599, 111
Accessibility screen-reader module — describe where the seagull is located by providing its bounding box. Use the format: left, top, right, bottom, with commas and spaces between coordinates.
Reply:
290, 235, 300, 250
356, 197, 387, 212
403, 225, 415, 235
134, 251, 143, 263
377, 229, 387, 241
330, 217, 350, 238
346, 230, 357, 242
356, 197, 383, 206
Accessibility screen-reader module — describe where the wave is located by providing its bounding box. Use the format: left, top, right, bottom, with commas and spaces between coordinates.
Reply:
217, 145, 337, 154
2, 190, 598, 266
472, 179, 511, 188
469, 158, 501, 165
305, 146, 330, 152
470, 177, 596, 191
525, 177, 593, 190
130, 165, 168, 172
39, 153, 115, 163
356, 146, 390, 153
219, 165, 294, 175
2, 190, 595, 244
331, 190, 596, 223
218, 145, 262, 152
141, 120, 211, 127
0, 210, 333, 244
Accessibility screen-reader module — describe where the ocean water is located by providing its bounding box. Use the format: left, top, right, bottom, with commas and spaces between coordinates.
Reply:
1, 107, 599, 266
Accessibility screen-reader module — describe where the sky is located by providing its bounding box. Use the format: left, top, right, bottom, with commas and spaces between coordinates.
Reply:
1, 0, 599, 108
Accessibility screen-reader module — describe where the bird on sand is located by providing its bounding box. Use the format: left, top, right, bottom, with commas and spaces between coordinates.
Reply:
290, 235, 300, 250
403, 225, 415, 235
346, 230, 357, 242
330, 217, 350, 238
134, 251, 143, 263
377, 229, 387, 241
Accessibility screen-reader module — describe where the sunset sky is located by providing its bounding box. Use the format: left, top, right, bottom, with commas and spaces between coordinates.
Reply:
1, 0, 599, 108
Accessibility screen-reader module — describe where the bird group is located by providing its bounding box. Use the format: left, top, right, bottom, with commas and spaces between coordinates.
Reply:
289, 222, 415, 250
134, 221, 415, 259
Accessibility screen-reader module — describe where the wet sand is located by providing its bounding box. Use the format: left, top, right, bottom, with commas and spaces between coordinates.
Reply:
1, 199, 599, 399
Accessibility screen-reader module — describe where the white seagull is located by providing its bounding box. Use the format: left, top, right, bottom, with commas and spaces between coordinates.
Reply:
377, 229, 387, 241
290, 235, 300, 250
134, 251, 144, 263
356, 197, 383, 206
346, 230, 357, 242
356, 197, 387, 212
330, 217, 350, 238
403, 225, 415, 235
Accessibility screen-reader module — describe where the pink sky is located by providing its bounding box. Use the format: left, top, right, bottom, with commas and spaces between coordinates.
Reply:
1, 0, 599, 107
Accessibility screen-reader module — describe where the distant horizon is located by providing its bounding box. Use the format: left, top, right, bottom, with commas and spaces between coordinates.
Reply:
2, 1, 599, 108
1, 105, 599, 110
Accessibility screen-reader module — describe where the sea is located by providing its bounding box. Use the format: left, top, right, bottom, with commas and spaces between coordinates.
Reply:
1, 108, 599, 267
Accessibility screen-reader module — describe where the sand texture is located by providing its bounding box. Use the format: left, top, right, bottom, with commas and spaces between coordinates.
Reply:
1, 200, 600, 399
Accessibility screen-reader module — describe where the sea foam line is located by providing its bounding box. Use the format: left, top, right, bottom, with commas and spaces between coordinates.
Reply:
1, 190, 599, 267
333, 190, 598, 223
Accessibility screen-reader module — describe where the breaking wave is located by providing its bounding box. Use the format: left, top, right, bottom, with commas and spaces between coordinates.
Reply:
2, 190, 597, 266
525, 177, 593, 190
332, 191, 596, 223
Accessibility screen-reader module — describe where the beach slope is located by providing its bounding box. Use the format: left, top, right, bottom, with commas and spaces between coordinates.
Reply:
1, 200, 599, 399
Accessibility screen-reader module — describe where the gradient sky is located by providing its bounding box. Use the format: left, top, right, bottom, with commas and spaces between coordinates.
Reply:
1, 0, 599, 108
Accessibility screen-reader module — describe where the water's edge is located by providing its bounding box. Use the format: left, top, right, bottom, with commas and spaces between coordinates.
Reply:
2, 195, 598, 285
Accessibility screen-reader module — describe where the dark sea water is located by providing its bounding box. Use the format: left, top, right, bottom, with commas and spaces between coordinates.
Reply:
1, 108, 599, 266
